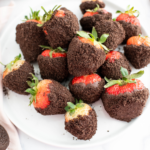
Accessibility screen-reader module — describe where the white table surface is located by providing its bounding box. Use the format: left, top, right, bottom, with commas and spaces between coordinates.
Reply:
1, 0, 150, 150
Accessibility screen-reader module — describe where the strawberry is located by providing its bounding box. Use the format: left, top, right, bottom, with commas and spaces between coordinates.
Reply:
115, 5, 141, 43
16, 8, 48, 62
72, 74, 101, 85
124, 34, 150, 69
70, 74, 105, 103
26, 75, 52, 109
100, 51, 131, 80
55, 10, 65, 17
39, 6, 79, 49
38, 45, 69, 82
1, 54, 34, 95
102, 67, 149, 122
1, 54, 23, 79
40, 45, 67, 58
68, 27, 108, 77
80, 4, 111, 32
127, 35, 150, 47
105, 51, 121, 63
104, 67, 144, 95
65, 100, 97, 140
65, 100, 92, 122
26, 74, 75, 114
116, 5, 140, 26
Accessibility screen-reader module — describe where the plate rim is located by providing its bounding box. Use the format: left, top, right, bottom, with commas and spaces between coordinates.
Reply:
1, 0, 149, 148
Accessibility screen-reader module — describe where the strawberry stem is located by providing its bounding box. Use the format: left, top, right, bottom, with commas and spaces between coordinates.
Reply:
24, 8, 41, 22
37, 5, 61, 27
65, 99, 84, 115
104, 67, 144, 88
40, 45, 66, 58
25, 73, 39, 106
116, 5, 140, 17
77, 27, 110, 52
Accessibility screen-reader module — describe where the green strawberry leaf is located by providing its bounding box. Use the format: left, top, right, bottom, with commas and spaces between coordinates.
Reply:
67, 102, 76, 109
65, 106, 70, 112
92, 27, 98, 40
126, 70, 144, 80
113, 18, 116, 21
120, 67, 129, 77
116, 10, 122, 13
49, 51, 53, 58
25, 74, 39, 106
104, 80, 122, 88
40, 5, 61, 26
79, 99, 83, 103
64, 99, 84, 115
70, 109, 75, 115
4, 54, 22, 71
99, 34, 109, 44
77, 31, 91, 39
104, 77, 111, 83
76, 103, 84, 108
25, 88, 36, 95
24, 8, 41, 22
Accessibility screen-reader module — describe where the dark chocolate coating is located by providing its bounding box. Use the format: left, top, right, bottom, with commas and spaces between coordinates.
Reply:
37, 55, 69, 82
80, 0, 105, 14
95, 20, 125, 50
43, 7, 79, 49
16, 22, 48, 62
102, 88, 149, 122
67, 37, 106, 76
35, 80, 75, 115
124, 44, 150, 69
80, 10, 112, 32
0, 125, 9, 150
118, 21, 142, 43
3, 62, 34, 95
65, 109, 97, 140
69, 78, 105, 103
100, 52, 131, 79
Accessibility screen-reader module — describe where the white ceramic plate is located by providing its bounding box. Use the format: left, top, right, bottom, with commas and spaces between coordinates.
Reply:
1, 0, 150, 148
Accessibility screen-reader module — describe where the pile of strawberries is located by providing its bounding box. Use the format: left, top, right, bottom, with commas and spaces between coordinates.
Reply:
1, 0, 150, 141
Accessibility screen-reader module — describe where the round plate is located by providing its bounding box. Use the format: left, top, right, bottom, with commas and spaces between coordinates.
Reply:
1, 0, 150, 148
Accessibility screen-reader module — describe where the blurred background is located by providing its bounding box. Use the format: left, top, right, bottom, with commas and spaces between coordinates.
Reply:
0, 0, 150, 150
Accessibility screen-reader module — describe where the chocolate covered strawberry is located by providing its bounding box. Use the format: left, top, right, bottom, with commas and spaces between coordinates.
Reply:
37, 45, 69, 82
100, 51, 131, 79
1, 54, 34, 95
26, 74, 75, 115
69, 74, 105, 103
67, 27, 109, 77
80, 0, 105, 14
80, 4, 112, 31
124, 35, 150, 69
65, 100, 97, 140
95, 19, 125, 50
39, 5, 79, 48
16, 8, 48, 62
115, 5, 142, 43
102, 67, 149, 122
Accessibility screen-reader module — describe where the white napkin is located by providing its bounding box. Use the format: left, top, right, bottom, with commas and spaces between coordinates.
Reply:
0, 1, 15, 31
0, 1, 22, 150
